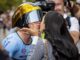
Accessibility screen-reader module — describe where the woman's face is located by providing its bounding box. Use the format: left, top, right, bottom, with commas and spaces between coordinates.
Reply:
40, 16, 45, 32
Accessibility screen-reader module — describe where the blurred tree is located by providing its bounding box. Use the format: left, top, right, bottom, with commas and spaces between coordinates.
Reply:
0, 0, 6, 12
0, 0, 36, 12
27, 0, 33, 2
0, 0, 22, 12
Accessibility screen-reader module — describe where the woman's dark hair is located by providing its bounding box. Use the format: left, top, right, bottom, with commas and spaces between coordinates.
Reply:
44, 11, 79, 59
44, 11, 73, 41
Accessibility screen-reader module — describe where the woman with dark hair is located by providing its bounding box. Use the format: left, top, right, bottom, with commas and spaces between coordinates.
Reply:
44, 11, 79, 60
28, 11, 79, 60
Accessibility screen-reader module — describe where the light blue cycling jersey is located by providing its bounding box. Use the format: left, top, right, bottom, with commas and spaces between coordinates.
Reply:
2, 32, 39, 60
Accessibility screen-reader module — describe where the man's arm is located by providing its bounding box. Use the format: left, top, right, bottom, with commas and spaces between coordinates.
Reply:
69, 17, 79, 44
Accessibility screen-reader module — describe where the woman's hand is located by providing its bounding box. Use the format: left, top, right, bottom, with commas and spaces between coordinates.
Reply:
19, 27, 39, 36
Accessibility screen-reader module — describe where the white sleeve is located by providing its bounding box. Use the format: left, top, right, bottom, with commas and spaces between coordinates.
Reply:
69, 17, 79, 32
31, 36, 39, 45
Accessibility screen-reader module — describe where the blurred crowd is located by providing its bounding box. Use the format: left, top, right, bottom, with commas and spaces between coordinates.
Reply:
0, 9, 14, 38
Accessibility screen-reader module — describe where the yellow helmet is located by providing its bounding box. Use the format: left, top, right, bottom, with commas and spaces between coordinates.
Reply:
12, 3, 43, 28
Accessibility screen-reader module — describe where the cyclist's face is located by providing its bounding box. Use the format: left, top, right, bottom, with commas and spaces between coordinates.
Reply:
28, 21, 41, 30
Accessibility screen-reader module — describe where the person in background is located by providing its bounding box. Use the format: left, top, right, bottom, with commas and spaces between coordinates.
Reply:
73, 0, 80, 54
47, 0, 79, 44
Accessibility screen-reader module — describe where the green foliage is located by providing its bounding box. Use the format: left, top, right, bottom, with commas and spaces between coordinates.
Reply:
0, 0, 22, 12
27, 0, 34, 2
71, 0, 76, 2
0, 0, 36, 12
